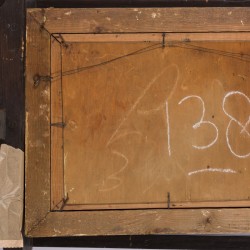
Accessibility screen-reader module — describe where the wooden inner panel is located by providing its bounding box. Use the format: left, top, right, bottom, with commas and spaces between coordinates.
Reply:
51, 37, 250, 210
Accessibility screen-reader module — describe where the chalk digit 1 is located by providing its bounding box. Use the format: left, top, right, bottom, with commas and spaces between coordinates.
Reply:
166, 101, 171, 156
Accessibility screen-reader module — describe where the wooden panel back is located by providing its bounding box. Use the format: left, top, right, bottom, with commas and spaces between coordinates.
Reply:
52, 40, 250, 209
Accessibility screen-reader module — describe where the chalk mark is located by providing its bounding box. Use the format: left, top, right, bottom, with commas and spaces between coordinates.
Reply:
223, 91, 250, 158
188, 168, 237, 176
106, 65, 175, 147
136, 64, 179, 115
178, 95, 219, 150
98, 150, 129, 192
226, 120, 250, 159
166, 101, 171, 156
143, 175, 161, 194
137, 103, 165, 115
241, 117, 250, 134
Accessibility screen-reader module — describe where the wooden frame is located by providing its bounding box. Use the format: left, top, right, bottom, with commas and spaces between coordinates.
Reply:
26, 7, 250, 237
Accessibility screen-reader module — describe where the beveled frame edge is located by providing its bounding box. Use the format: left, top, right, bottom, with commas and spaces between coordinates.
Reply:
26, 208, 250, 237
25, 8, 250, 237
50, 36, 65, 210
25, 11, 51, 236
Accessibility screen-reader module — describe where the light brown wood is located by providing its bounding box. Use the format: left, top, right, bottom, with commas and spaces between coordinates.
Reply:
51, 37, 65, 210
28, 8, 250, 34
62, 33, 250, 43
26, 208, 250, 237
25, 12, 51, 234
25, 7, 250, 237
60, 41, 250, 210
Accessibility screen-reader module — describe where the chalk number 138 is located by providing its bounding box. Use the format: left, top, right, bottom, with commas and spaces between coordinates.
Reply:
166, 91, 250, 159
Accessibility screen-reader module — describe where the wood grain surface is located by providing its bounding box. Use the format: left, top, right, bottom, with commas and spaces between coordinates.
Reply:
28, 8, 250, 34
56, 41, 250, 210
51, 37, 65, 209
26, 7, 250, 237
25, 12, 51, 234
27, 208, 250, 237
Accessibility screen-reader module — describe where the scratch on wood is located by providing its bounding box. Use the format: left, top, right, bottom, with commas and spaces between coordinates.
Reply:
64, 11, 72, 16
137, 103, 165, 115
110, 130, 143, 144
64, 152, 68, 166
143, 175, 161, 194
41, 89, 49, 98
202, 210, 210, 217
136, 64, 179, 114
